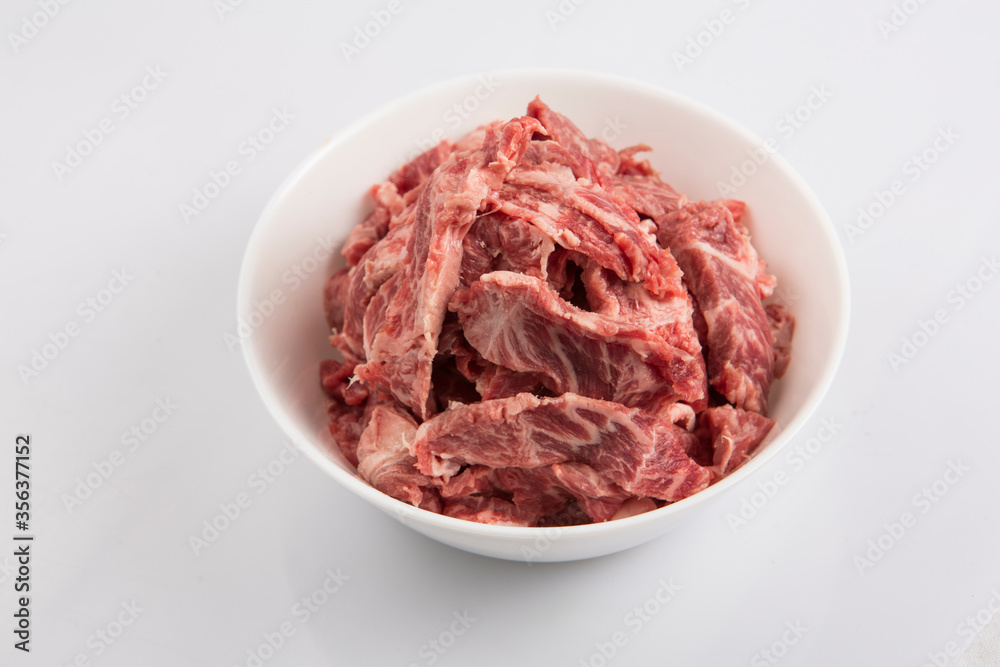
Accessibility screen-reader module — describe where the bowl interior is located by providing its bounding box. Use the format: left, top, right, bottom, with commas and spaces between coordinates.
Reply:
238, 70, 849, 561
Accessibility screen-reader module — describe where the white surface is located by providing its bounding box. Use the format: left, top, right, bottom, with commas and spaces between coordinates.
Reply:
2, 1, 998, 665
239, 69, 849, 562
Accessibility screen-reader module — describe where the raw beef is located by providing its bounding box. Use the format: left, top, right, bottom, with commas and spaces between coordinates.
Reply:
319, 98, 794, 526
766, 303, 795, 379
527, 97, 620, 175
342, 140, 455, 266
656, 201, 777, 415
356, 403, 439, 509
355, 117, 542, 420
459, 211, 554, 288
693, 405, 775, 478
492, 158, 679, 297
411, 392, 710, 503
450, 271, 705, 415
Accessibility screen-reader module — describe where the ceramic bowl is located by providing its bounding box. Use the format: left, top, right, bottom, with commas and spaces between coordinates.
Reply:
237, 69, 850, 562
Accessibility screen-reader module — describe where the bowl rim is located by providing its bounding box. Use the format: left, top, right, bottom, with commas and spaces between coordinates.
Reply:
238, 67, 851, 540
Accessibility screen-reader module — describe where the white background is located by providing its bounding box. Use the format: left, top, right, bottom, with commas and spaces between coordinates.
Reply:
2, 1, 999, 665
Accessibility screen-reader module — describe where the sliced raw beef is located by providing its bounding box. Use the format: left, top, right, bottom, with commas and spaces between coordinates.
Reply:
527, 96, 620, 175
475, 364, 544, 401
550, 462, 632, 522
522, 139, 603, 184
451, 271, 705, 414
341, 140, 456, 266
325, 400, 368, 469
579, 260, 703, 362
442, 496, 531, 526
656, 201, 777, 415
616, 145, 656, 176
323, 267, 351, 332
356, 116, 542, 419
434, 463, 573, 526
332, 222, 413, 362
389, 139, 456, 195
459, 211, 554, 288
433, 465, 494, 499
611, 497, 658, 520
320, 359, 372, 466
319, 97, 794, 527
610, 173, 686, 220
433, 462, 631, 524
356, 403, 439, 508
608, 148, 688, 219
341, 184, 395, 268
577, 262, 706, 421
765, 303, 795, 379
489, 467, 575, 523
437, 316, 487, 383
319, 359, 367, 406
694, 405, 775, 477
493, 159, 679, 298
412, 392, 711, 502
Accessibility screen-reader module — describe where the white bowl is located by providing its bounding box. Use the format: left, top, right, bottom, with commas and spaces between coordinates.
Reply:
238, 69, 849, 562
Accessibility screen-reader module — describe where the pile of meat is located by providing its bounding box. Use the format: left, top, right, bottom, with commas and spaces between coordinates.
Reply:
320, 97, 794, 527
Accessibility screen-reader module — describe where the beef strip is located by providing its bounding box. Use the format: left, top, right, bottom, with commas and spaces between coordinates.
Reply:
656, 201, 777, 415
527, 96, 620, 175
693, 405, 775, 478
323, 267, 351, 333
342, 139, 456, 266
356, 403, 440, 509
492, 159, 680, 298
459, 211, 555, 288
765, 303, 795, 379
451, 271, 705, 415
412, 392, 711, 503
578, 259, 706, 407
332, 222, 413, 363
355, 117, 543, 420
